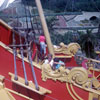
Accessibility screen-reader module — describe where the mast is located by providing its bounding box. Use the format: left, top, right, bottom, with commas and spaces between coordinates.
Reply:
35, 0, 54, 57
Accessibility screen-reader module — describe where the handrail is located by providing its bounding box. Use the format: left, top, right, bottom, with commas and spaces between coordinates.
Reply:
70, 84, 83, 100
66, 83, 78, 100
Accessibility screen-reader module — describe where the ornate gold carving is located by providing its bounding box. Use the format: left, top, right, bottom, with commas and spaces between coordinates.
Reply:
54, 42, 80, 56
68, 67, 88, 85
41, 61, 100, 98
66, 83, 78, 100
41, 63, 88, 85
41, 64, 69, 82
66, 83, 84, 100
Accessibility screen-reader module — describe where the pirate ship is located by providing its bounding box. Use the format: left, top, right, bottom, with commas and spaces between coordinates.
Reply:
0, 0, 100, 100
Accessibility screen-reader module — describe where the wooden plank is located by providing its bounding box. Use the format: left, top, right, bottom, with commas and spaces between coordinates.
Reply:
0, 89, 15, 100
55, 55, 72, 58
9, 72, 51, 95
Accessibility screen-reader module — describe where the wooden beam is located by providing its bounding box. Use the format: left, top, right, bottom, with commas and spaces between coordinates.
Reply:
53, 26, 98, 30
9, 72, 51, 95
35, 0, 54, 57
0, 12, 82, 18
7, 26, 98, 31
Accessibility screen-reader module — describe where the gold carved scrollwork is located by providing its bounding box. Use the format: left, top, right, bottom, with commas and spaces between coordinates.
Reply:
68, 67, 88, 85
41, 64, 89, 86
41, 63, 100, 98
41, 64, 70, 82
54, 42, 80, 56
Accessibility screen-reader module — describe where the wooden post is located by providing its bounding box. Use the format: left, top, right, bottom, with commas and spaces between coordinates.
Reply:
88, 92, 93, 100
35, 0, 54, 57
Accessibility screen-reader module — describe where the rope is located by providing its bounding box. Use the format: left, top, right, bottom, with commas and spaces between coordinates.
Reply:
21, 1, 40, 90
19, 32, 29, 85
32, 5, 41, 35
71, 0, 74, 12
26, 1, 36, 39
63, 1, 68, 13
12, 30, 18, 81
25, 36, 39, 90
15, 2, 28, 85
44, 95, 58, 100
91, 0, 100, 12
11, 3, 18, 81
63, 0, 77, 12
23, 2, 28, 30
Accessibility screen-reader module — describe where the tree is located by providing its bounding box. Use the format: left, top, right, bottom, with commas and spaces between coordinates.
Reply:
79, 29, 97, 58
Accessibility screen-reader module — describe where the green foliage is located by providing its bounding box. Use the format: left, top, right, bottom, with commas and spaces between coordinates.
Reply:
49, 28, 97, 58
79, 29, 97, 58
50, 31, 78, 45
44, 12, 99, 58
22, 0, 35, 5
22, 0, 100, 12
46, 17, 58, 31
50, 34, 64, 45
43, 0, 100, 12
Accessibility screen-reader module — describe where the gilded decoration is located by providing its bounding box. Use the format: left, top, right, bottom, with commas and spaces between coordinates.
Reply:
41, 64, 88, 85
41, 63, 100, 96
68, 67, 88, 85
41, 64, 70, 82
54, 42, 80, 56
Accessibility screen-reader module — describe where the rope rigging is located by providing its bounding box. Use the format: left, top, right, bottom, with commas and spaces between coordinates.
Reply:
32, 6, 41, 35
16, 7, 29, 85
61, 0, 79, 25
23, 1, 40, 89
91, 0, 100, 12
11, 3, 18, 81
19, 33, 29, 85
23, 2, 28, 30
11, 0, 40, 90
12, 30, 18, 81
24, 35, 39, 90
27, 3, 36, 39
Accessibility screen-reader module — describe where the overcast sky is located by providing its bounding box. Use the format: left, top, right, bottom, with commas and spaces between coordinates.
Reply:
0, 0, 15, 7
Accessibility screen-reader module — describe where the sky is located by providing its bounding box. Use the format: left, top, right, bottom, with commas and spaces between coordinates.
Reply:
0, 0, 15, 7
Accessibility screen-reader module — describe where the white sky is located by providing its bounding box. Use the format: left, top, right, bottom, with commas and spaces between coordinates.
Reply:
0, 0, 15, 7
0, 0, 4, 6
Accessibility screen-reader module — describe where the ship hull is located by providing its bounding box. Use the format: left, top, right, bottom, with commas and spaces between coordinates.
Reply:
0, 19, 99, 100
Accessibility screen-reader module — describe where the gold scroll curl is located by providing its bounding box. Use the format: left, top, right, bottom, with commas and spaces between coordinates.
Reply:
41, 64, 88, 86
54, 42, 80, 56
68, 67, 88, 85
41, 64, 69, 82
